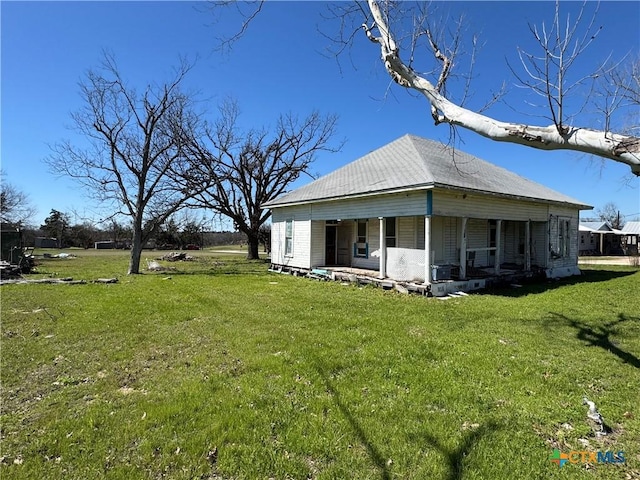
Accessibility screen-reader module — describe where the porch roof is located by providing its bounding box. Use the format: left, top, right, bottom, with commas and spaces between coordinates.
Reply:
265, 134, 591, 209
580, 222, 625, 235
621, 221, 640, 235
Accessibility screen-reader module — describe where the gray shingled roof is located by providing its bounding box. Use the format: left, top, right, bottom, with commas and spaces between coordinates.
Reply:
264, 134, 591, 208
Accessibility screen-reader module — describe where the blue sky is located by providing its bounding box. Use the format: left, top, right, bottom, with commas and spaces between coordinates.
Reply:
2, 1, 639, 228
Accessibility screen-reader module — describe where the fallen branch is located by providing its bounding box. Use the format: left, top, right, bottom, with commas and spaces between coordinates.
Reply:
0, 277, 119, 286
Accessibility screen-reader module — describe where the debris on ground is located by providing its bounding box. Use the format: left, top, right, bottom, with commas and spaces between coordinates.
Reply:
43, 252, 77, 259
0, 277, 86, 285
160, 252, 195, 262
146, 260, 165, 271
0, 277, 119, 286
583, 396, 607, 437
0, 261, 24, 280
0, 251, 36, 279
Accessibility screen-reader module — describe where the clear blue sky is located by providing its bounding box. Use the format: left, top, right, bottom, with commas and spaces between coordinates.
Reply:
2, 1, 639, 229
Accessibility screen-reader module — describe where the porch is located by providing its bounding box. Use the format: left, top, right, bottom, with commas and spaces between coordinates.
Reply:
317, 216, 546, 284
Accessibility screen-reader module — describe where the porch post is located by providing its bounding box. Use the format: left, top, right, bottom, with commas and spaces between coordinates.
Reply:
459, 217, 468, 280
378, 217, 386, 279
525, 220, 531, 271
424, 215, 431, 283
495, 219, 502, 275
599, 233, 604, 255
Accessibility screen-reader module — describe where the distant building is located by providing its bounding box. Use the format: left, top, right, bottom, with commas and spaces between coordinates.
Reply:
579, 222, 624, 255
95, 241, 116, 249
35, 237, 58, 249
1, 224, 22, 262
621, 221, 640, 254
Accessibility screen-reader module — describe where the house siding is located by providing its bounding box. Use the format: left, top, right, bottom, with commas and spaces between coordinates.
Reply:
308, 191, 428, 220
310, 220, 325, 268
433, 190, 548, 221
269, 190, 582, 280
416, 216, 426, 250
352, 218, 380, 270
271, 205, 312, 269
467, 218, 489, 266
398, 216, 417, 248
548, 206, 579, 269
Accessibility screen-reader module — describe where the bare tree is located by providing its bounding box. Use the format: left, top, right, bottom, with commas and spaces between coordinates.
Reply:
595, 55, 640, 137
211, 1, 640, 175
46, 53, 204, 274
596, 202, 624, 229
185, 100, 341, 260
0, 173, 37, 226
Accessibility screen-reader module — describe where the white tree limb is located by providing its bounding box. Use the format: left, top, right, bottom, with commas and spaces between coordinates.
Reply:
365, 0, 640, 175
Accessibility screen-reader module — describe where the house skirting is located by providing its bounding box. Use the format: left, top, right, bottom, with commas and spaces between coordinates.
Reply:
267, 263, 554, 297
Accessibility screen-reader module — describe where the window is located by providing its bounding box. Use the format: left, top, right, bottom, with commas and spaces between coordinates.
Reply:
558, 218, 570, 257
285, 219, 293, 256
354, 219, 368, 257
385, 217, 396, 247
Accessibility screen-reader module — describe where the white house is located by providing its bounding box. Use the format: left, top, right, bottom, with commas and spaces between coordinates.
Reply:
621, 222, 640, 255
264, 135, 592, 296
578, 221, 624, 256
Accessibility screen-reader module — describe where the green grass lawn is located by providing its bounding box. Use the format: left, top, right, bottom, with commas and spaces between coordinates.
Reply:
1, 249, 639, 479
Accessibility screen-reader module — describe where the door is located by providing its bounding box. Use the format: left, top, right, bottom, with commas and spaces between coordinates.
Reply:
337, 224, 351, 265
325, 225, 337, 265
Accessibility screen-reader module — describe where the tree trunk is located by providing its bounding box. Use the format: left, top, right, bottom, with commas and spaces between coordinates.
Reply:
128, 217, 144, 274
246, 233, 260, 260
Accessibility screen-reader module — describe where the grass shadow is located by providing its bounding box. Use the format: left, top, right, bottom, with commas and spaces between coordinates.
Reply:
480, 268, 638, 298
415, 421, 499, 480
313, 358, 391, 480
145, 258, 270, 277
546, 312, 640, 369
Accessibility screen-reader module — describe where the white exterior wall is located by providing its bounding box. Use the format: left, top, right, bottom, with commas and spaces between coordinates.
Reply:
310, 221, 325, 268
579, 232, 598, 253
308, 191, 428, 220
547, 206, 580, 270
433, 191, 548, 221
416, 216, 426, 249
352, 218, 380, 270
397, 216, 418, 248
467, 218, 490, 266
270, 205, 313, 269
269, 188, 582, 278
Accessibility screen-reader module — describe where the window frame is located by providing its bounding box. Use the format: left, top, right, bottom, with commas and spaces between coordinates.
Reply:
385, 217, 397, 248
354, 219, 368, 258
285, 219, 294, 257
558, 218, 571, 258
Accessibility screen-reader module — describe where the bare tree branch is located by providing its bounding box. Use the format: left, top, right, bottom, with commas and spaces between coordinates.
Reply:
363, 0, 640, 175
184, 99, 342, 259
46, 54, 206, 273
0, 172, 37, 226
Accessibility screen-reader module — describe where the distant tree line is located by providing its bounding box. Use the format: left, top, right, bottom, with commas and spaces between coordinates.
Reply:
22, 209, 255, 250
